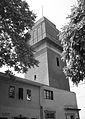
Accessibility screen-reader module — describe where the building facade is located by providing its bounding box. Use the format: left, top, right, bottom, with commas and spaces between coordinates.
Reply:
0, 72, 80, 119
0, 17, 80, 119
0, 73, 41, 119
40, 86, 80, 119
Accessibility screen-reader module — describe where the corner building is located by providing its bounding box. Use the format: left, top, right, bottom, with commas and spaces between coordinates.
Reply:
0, 17, 80, 119
25, 17, 70, 91
0, 72, 80, 119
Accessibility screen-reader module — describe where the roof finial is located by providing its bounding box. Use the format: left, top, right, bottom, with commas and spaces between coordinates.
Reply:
41, 5, 43, 17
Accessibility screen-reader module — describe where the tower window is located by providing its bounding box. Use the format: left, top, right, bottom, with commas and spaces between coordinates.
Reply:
34, 75, 36, 80
18, 88, 23, 100
56, 57, 59, 67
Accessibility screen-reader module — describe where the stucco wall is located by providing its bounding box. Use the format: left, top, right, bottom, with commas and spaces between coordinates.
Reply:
25, 42, 49, 85
0, 75, 40, 119
40, 86, 78, 119
47, 47, 70, 91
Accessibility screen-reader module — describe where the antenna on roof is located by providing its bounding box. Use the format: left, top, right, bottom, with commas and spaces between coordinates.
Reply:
41, 5, 43, 17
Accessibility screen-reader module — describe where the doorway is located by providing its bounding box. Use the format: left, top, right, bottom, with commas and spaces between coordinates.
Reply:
0, 117, 7, 119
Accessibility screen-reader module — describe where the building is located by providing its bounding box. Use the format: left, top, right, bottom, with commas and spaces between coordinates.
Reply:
0, 72, 41, 119
0, 17, 80, 119
41, 85, 80, 119
25, 17, 70, 91
0, 72, 80, 119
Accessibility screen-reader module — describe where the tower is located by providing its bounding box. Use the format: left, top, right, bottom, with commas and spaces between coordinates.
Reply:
25, 17, 70, 91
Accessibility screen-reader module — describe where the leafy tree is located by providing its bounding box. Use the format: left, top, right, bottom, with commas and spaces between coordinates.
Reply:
0, 0, 39, 75
59, 0, 85, 85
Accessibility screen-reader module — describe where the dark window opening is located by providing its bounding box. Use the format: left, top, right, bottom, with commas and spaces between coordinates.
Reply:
44, 90, 53, 100
14, 117, 27, 119
56, 57, 59, 67
34, 75, 36, 80
18, 88, 23, 100
9, 86, 15, 98
31, 118, 37, 119
45, 111, 55, 119
0, 117, 8, 119
66, 114, 75, 119
14, 114, 27, 119
27, 89, 31, 101
71, 115, 74, 119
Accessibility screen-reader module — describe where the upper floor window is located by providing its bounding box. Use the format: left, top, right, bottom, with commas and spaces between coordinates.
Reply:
18, 88, 23, 100
56, 57, 59, 67
44, 89, 53, 100
45, 111, 55, 119
9, 85, 15, 98
27, 89, 31, 101
31, 118, 37, 119
66, 114, 75, 119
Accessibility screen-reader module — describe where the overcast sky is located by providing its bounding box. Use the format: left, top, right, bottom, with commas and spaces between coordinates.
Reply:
26, 0, 77, 30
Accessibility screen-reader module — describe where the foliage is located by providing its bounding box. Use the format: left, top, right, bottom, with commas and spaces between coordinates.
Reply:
59, 0, 85, 84
0, 0, 39, 74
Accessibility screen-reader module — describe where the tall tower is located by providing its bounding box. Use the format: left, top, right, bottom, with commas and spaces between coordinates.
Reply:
25, 17, 70, 91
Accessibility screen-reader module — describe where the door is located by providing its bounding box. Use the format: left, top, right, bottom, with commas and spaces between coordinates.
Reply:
0, 117, 7, 119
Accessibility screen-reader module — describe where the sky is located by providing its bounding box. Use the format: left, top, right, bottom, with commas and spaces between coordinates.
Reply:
26, 0, 77, 30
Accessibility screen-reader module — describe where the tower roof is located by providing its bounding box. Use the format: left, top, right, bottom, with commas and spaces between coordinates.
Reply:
29, 17, 61, 48
33, 17, 57, 30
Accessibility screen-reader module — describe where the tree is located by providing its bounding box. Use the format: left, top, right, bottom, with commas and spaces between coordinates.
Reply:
0, 0, 39, 75
59, 0, 85, 85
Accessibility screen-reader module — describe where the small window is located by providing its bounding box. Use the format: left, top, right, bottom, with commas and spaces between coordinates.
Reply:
71, 115, 74, 119
0, 117, 8, 119
27, 89, 31, 101
34, 75, 36, 80
45, 111, 55, 119
31, 118, 37, 119
56, 57, 59, 67
9, 86, 15, 98
44, 90, 53, 100
66, 114, 75, 119
18, 88, 23, 100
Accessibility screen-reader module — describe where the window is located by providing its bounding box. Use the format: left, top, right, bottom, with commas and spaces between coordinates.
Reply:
66, 114, 75, 119
33, 29, 37, 44
9, 86, 15, 98
31, 118, 37, 119
44, 90, 53, 100
18, 88, 23, 100
0, 117, 8, 119
71, 115, 74, 119
38, 26, 41, 41
45, 111, 55, 119
56, 57, 59, 67
34, 29, 37, 39
34, 75, 36, 80
38, 26, 41, 37
26, 89, 31, 101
